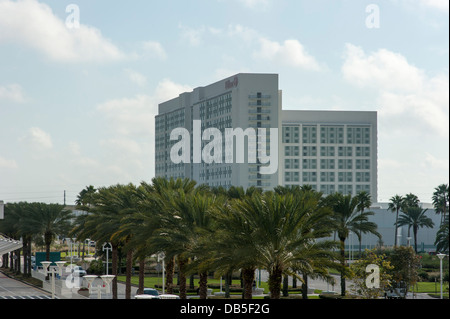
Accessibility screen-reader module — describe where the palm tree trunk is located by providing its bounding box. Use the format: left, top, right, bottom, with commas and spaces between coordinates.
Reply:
302, 274, 308, 299
340, 238, 346, 296
268, 264, 282, 299
199, 271, 208, 299
394, 209, 399, 246
225, 271, 231, 298
138, 258, 145, 294
125, 249, 133, 299
178, 256, 187, 299
413, 225, 418, 253
165, 256, 174, 294
242, 267, 255, 299
112, 243, 119, 299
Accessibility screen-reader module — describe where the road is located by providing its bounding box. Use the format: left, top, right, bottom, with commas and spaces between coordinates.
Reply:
0, 271, 53, 300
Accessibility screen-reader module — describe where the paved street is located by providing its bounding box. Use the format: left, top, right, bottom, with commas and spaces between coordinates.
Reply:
0, 271, 52, 299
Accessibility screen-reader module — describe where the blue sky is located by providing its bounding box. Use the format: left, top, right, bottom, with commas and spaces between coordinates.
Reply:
0, 0, 448, 205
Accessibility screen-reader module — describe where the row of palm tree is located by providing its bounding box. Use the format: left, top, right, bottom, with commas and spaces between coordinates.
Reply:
387, 187, 448, 253
0, 202, 72, 276
67, 178, 383, 298
1, 179, 445, 299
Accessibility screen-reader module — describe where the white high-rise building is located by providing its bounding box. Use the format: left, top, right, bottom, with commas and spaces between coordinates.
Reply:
155, 73, 378, 201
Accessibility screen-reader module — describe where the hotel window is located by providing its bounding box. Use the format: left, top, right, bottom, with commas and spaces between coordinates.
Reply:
320, 172, 335, 182
303, 172, 317, 182
338, 184, 353, 195
302, 159, 317, 170
320, 159, 335, 170
283, 126, 299, 143
320, 146, 335, 157
338, 159, 353, 170
302, 126, 317, 144
338, 172, 353, 182
338, 146, 352, 157
302, 146, 317, 157
285, 146, 299, 156
285, 159, 300, 169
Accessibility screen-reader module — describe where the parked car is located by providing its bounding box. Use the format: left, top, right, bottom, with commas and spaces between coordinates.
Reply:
71, 266, 87, 277
135, 288, 180, 299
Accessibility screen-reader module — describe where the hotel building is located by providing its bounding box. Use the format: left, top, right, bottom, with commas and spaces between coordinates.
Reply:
155, 73, 377, 201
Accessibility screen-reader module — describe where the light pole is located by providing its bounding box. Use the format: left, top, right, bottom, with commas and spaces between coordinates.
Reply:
84, 275, 115, 299
41, 261, 65, 299
102, 242, 112, 275
437, 253, 446, 299
158, 252, 165, 294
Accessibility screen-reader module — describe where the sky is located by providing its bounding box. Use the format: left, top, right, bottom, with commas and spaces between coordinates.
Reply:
0, 0, 448, 205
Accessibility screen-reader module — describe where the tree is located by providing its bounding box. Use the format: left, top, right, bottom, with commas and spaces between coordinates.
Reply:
234, 190, 335, 299
402, 193, 420, 210
71, 184, 137, 299
356, 191, 372, 257
349, 249, 393, 299
397, 207, 434, 253
388, 195, 404, 247
434, 214, 449, 254
325, 192, 381, 296
22, 203, 72, 263
387, 246, 421, 296
432, 184, 449, 227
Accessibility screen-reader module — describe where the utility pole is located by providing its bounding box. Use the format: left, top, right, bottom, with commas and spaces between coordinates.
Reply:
64, 190, 66, 205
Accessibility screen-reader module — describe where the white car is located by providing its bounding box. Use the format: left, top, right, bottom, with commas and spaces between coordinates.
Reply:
135, 288, 180, 299
71, 266, 87, 277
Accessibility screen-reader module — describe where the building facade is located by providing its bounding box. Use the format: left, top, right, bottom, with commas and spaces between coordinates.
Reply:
155, 73, 378, 201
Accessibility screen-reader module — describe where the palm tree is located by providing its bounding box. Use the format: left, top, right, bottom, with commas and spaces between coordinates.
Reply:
388, 195, 404, 247
325, 192, 381, 296
75, 185, 97, 210
402, 193, 420, 210
22, 203, 73, 263
233, 190, 334, 299
356, 191, 372, 257
432, 184, 449, 227
0, 202, 27, 273
434, 215, 449, 254
397, 207, 434, 253
71, 184, 137, 299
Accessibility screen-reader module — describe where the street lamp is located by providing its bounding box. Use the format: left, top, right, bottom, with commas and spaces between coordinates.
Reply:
83, 275, 115, 299
437, 253, 446, 299
41, 261, 66, 299
158, 252, 165, 294
102, 242, 112, 275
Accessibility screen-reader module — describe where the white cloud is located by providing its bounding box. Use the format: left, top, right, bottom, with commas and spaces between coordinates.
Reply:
0, 0, 125, 62
0, 84, 25, 103
227, 0, 271, 10
342, 43, 449, 137
97, 79, 192, 136
420, 0, 449, 11
124, 69, 147, 87
254, 38, 322, 71
0, 156, 18, 169
241, 0, 269, 7
142, 41, 167, 60
423, 152, 450, 171
93, 79, 192, 183
19, 127, 53, 153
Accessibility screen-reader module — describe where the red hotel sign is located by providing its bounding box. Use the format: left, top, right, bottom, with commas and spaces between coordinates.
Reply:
225, 76, 238, 90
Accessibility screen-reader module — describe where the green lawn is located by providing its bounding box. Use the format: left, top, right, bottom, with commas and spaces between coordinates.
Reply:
116, 275, 448, 298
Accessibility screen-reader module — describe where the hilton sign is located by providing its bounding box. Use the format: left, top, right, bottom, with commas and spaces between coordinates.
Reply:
225, 76, 238, 90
